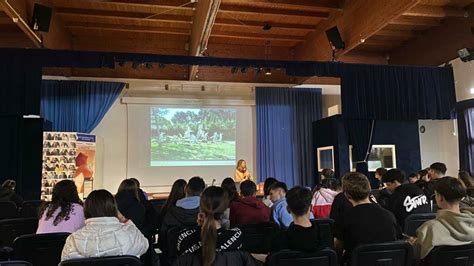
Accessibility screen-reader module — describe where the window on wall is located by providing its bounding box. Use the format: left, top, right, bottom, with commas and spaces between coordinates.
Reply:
350, 144, 397, 171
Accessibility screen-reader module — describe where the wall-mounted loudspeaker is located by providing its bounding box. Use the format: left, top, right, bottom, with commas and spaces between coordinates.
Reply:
325, 26, 345, 50
31, 3, 52, 32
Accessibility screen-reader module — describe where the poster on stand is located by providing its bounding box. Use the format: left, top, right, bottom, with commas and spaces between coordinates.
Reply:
42, 132, 96, 200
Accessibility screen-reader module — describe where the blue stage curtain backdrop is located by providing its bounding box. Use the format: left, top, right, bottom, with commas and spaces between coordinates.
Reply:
256, 88, 322, 188
456, 99, 474, 176
346, 119, 376, 174
41, 80, 124, 133
2, 48, 455, 121
340, 64, 456, 120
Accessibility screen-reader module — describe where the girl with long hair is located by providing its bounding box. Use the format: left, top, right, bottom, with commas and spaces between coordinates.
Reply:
159, 179, 187, 226
37, 180, 84, 234
177, 186, 243, 266
115, 179, 146, 231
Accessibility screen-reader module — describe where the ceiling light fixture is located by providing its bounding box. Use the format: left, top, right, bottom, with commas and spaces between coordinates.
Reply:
265, 68, 272, 76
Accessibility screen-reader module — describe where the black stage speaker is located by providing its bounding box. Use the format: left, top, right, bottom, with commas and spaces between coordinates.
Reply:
31, 3, 52, 32
325, 26, 345, 50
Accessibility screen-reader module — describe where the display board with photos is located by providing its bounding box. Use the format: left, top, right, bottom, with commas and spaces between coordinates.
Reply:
349, 144, 397, 171
42, 132, 96, 201
317, 146, 335, 171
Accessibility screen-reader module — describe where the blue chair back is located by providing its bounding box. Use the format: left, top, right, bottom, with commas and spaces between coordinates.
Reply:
59, 255, 142, 266
351, 241, 413, 266
13, 232, 70, 266
20, 200, 42, 218
404, 213, 436, 237
0, 261, 32, 266
236, 222, 280, 253
426, 243, 474, 266
266, 249, 338, 266
0, 218, 38, 247
0, 202, 19, 220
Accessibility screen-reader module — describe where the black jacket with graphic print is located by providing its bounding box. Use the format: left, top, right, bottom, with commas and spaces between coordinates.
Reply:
385, 183, 431, 228
177, 226, 242, 256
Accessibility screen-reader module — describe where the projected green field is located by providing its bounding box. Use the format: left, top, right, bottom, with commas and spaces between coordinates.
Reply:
150, 108, 236, 166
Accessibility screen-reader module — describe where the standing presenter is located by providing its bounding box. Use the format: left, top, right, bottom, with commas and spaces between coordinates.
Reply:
234, 159, 254, 183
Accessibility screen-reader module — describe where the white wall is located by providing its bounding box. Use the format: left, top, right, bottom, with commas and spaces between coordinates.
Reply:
418, 120, 459, 176
418, 58, 474, 176
91, 97, 128, 193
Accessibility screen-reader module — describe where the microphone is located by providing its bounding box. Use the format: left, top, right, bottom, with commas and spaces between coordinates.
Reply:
211, 179, 216, 186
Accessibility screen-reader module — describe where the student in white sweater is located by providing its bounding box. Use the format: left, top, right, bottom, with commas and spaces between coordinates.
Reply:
61, 189, 149, 262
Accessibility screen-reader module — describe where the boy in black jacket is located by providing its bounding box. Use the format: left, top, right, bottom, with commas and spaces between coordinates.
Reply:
382, 169, 431, 227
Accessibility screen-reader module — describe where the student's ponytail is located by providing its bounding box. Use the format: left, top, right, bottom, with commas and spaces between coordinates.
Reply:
199, 186, 228, 266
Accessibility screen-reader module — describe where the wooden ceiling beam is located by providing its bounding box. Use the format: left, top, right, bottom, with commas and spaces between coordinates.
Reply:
0, 0, 72, 49
0, 0, 41, 47
189, 0, 221, 81
221, 0, 341, 12
375, 29, 417, 38
219, 4, 330, 19
295, 0, 421, 62
403, 4, 467, 18
66, 22, 191, 35
214, 17, 317, 30
59, 13, 191, 28
49, 0, 194, 16
57, 9, 191, 21
389, 5, 474, 65
94, 0, 192, 5
391, 16, 441, 26
211, 30, 306, 41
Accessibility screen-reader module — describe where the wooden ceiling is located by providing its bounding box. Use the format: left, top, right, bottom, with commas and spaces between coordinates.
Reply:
1, 0, 473, 84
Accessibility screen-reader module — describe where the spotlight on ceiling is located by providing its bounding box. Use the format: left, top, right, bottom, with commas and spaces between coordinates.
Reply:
263, 23, 272, 31
256, 67, 262, 74
458, 48, 473, 62
264, 68, 272, 76
231, 67, 238, 74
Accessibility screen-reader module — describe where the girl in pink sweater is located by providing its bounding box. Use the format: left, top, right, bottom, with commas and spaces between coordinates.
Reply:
37, 180, 85, 234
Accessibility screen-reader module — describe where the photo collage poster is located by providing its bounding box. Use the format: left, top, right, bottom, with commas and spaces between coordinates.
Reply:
42, 132, 96, 200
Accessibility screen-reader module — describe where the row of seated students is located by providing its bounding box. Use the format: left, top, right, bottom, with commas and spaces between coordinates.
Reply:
1, 163, 473, 266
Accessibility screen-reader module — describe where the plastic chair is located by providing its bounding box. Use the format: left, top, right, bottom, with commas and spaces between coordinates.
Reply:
13, 232, 70, 266
0, 261, 33, 266
404, 213, 436, 237
351, 241, 413, 266
425, 243, 474, 266
311, 218, 335, 249
19, 200, 42, 218
59, 255, 142, 266
236, 222, 280, 253
174, 250, 258, 266
0, 202, 19, 220
0, 218, 38, 247
266, 249, 338, 266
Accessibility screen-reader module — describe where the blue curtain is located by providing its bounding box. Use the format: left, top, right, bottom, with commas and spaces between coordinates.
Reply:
41, 80, 124, 133
456, 99, 474, 175
341, 64, 456, 120
256, 88, 322, 188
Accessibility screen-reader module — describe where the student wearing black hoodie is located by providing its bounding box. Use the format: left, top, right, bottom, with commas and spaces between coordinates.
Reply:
160, 176, 206, 234
381, 169, 430, 228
